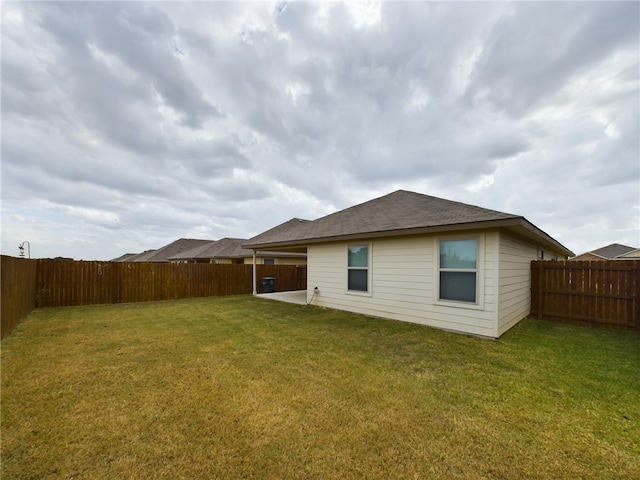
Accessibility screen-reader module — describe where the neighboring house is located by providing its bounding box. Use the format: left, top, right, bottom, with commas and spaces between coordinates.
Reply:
615, 248, 640, 259
168, 237, 307, 265
111, 238, 212, 262
110, 253, 140, 262
570, 243, 637, 261
244, 190, 573, 338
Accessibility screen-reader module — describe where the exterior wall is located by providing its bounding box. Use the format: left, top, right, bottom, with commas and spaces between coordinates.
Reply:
496, 233, 571, 336
307, 231, 500, 337
496, 234, 538, 336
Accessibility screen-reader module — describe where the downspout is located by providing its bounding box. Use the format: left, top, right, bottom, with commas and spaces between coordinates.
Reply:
252, 250, 257, 295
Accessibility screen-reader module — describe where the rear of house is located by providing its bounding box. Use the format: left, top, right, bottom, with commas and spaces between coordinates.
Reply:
245, 190, 572, 338
306, 230, 563, 338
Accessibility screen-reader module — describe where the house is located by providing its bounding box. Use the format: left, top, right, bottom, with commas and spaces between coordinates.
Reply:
243, 190, 573, 338
615, 248, 640, 259
111, 237, 308, 265
570, 243, 637, 261
110, 253, 140, 262
111, 238, 212, 262
167, 237, 307, 265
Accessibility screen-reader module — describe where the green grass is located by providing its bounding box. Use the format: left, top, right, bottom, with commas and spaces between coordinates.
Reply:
2, 295, 639, 479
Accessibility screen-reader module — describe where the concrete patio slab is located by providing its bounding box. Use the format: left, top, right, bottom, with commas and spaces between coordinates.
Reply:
257, 290, 307, 305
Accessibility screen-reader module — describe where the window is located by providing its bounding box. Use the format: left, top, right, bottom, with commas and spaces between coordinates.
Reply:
263, 258, 275, 265
439, 238, 477, 303
348, 245, 369, 292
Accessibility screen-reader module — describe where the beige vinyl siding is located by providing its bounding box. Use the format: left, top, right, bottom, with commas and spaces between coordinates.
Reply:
496, 233, 538, 336
308, 232, 500, 337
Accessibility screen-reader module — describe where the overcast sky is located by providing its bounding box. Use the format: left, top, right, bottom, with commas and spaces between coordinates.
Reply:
2, 1, 638, 260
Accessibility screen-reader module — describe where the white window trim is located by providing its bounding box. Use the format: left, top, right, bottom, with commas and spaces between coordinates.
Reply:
346, 243, 372, 296
433, 234, 485, 310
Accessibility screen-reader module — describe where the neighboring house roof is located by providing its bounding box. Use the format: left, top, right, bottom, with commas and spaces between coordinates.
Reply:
168, 238, 248, 261
615, 248, 640, 259
168, 237, 306, 261
115, 238, 212, 262
591, 243, 636, 258
112, 249, 157, 262
568, 252, 606, 262
571, 243, 637, 261
167, 240, 219, 260
110, 253, 139, 262
244, 190, 573, 256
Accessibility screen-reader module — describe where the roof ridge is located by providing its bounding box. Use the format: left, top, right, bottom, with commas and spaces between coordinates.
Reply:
244, 189, 571, 257
400, 189, 520, 217
315, 190, 518, 222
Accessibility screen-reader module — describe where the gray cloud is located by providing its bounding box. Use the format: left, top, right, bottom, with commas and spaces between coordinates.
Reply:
1, 1, 638, 260
468, 2, 638, 117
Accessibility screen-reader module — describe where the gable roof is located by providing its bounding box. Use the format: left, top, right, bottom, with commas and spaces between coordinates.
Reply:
244, 190, 573, 256
243, 218, 311, 248
112, 249, 157, 262
168, 237, 306, 261
110, 253, 139, 262
570, 243, 637, 261
591, 243, 636, 259
615, 248, 640, 259
167, 240, 220, 260
168, 238, 249, 260
115, 238, 212, 262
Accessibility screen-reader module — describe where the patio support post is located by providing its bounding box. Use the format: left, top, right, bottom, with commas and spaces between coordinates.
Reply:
252, 250, 257, 295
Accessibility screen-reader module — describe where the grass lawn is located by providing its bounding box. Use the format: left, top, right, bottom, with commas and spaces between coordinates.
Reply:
2, 295, 639, 479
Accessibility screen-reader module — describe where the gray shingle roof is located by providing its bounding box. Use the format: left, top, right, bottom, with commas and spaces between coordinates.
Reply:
115, 238, 211, 262
188, 238, 251, 259
589, 243, 636, 259
246, 190, 517, 245
167, 240, 219, 260
110, 253, 140, 262
168, 237, 306, 260
244, 190, 573, 256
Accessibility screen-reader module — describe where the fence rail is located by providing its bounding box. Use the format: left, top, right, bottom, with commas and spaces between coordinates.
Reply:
1, 257, 307, 338
531, 260, 640, 330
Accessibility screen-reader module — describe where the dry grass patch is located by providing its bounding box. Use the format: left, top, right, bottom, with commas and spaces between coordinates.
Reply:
2, 295, 639, 479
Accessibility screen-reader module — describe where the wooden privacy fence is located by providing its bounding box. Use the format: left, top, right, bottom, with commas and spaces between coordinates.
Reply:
1, 256, 38, 339
1, 258, 307, 338
35, 261, 307, 307
531, 260, 640, 330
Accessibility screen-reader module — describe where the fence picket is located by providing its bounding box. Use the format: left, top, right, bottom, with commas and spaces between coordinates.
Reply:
531, 260, 639, 330
24, 260, 306, 308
